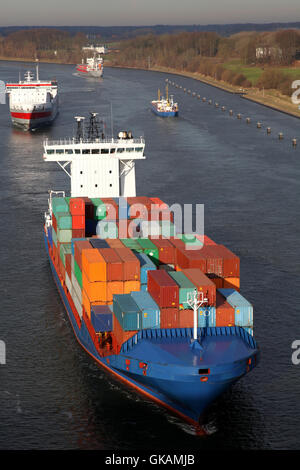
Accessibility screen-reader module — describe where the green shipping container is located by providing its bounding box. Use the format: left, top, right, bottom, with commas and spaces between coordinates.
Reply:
91, 198, 107, 220
60, 243, 72, 267
56, 211, 72, 230
52, 227, 58, 247
169, 271, 196, 309
74, 259, 82, 288
177, 233, 203, 248
120, 238, 143, 252
136, 238, 159, 265
52, 197, 69, 216
57, 228, 72, 243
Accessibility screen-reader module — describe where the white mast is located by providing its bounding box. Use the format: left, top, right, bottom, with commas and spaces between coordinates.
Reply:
187, 289, 208, 350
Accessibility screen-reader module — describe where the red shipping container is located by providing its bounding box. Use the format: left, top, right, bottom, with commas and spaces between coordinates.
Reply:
150, 197, 168, 209
74, 240, 92, 270
69, 198, 85, 216
114, 247, 140, 281
72, 215, 85, 230
112, 314, 138, 352
128, 196, 152, 220
178, 309, 194, 328
106, 239, 126, 249
216, 291, 235, 327
195, 234, 217, 245
149, 237, 176, 265
52, 214, 57, 233
168, 237, 186, 265
148, 270, 179, 308
98, 248, 123, 281
72, 228, 85, 238
182, 268, 216, 306
65, 253, 72, 279
160, 308, 179, 329
213, 245, 240, 278
176, 246, 207, 272
101, 198, 119, 221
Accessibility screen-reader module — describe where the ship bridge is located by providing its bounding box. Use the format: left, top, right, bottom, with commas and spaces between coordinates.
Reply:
43, 114, 145, 198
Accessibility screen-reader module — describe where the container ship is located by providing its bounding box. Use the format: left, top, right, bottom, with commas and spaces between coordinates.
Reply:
151, 85, 178, 117
76, 54, 103, 78
6, 61, 58, 131
43, 112, 259, 426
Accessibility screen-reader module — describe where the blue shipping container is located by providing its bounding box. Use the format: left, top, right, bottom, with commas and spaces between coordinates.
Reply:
47, 226, 53, 248
197, 306, 216, 327
113, 294, 141, 331
131, 291, 160, 329
89, 238, 110, 249
218, 288, 253, 328
134, 252, 157, 285
91, 305, 113, 332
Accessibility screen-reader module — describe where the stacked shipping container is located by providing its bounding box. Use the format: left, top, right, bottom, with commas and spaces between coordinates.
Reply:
48, 195, 253, 356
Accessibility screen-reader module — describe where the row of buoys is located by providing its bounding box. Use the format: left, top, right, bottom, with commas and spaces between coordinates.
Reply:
166, 79, 298, 146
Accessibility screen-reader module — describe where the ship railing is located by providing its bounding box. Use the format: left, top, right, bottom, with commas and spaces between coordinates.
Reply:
120, 326, 258, 354
44, 137, 145, 146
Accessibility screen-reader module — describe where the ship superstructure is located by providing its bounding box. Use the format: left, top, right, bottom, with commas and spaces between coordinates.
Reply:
6, 62, 58, 130
43, 113, 259, 427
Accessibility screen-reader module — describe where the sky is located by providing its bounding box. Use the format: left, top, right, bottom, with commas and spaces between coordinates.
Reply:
1, 0, 300, 26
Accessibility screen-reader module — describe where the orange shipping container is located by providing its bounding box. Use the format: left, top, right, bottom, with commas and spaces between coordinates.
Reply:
82, 289, 108, 318
223, 277, 240, 291
82, 248, 107, 282
107, 281, 124, 302
123, 280, 141, 294
82, 271, 108, 302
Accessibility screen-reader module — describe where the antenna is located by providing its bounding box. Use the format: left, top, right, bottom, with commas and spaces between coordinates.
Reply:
74, 116, 85, 141
87, 112, 100, 141
110, 102, 114, 139
35, 58, 39, 81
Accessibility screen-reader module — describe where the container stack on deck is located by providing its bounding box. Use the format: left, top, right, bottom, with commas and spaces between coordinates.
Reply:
47, 195, 254, 356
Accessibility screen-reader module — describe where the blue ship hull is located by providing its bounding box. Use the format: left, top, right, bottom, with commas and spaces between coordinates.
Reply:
44, 231, 259, 425
151, 106, 178, 117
